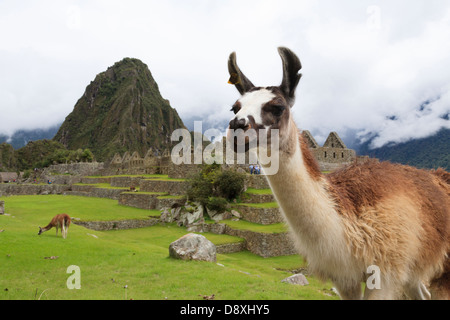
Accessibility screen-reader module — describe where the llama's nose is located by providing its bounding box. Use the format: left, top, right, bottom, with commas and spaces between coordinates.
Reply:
229, 117, 247, 130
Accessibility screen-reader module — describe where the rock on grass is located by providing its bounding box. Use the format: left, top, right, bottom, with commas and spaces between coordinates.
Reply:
169, 233, 216, 262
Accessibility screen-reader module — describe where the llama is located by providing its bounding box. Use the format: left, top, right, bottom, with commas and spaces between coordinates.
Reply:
226, 47, 449, 300
38, 213, 71, 239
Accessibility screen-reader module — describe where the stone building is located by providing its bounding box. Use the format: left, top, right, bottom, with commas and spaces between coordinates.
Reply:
129, 151, 144, 167
303, 131, 356, 171
0, 172, 20, 183
105, 130, 358, 176
106, 149, 172, 176
110, 153, 123, 166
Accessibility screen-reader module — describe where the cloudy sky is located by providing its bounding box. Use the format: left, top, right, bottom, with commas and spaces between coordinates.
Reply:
0, 0, 449, 148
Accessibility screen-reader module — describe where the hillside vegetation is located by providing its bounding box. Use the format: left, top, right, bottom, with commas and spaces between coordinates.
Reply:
53, 58, 186, 161
0, 140, 93, 172
358, 128, 450, 171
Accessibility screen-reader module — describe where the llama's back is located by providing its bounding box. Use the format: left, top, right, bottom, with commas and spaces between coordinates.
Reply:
327, 160, 449, 217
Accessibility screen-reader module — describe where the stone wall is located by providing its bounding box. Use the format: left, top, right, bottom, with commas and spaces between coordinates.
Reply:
118, 192, 160, 210
110, 176, 143, 188
156, 196, 186, 209
69, 185, 127, 200
311, 147, 356, 166
73, 218, 159, 231
168, 162, 202, 179
0, 184, 70, 196
41, 174, 83, 186
205, 223, 296, 258
245, 174, 269, 189
140, 179, 187, 195
80, 177, 112, 184
243, 193, 275, 203
216, 242, 246, 254
44, 162, 104, 176
119, 192, 186, 210
234, 205, 284, 225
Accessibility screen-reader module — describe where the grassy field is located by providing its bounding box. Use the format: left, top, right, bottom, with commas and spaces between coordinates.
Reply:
0, 195, 337, 300
238, 202, 279, 209
73, 183, 132, 190
245, 188, 273, 195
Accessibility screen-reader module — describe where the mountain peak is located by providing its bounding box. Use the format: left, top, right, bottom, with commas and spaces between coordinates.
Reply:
54, 58, 185, 161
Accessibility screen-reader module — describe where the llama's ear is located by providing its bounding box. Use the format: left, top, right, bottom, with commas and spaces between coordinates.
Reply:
278, 47, 302, 107
228, 52, 255, 95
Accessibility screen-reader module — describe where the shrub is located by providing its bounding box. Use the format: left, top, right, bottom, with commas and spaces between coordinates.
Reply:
81, 149, 94, 162
186, 171, 213, 207
206, 196, 228, 212
23, 169, 31, 179
215, 169, 245, 201
186, 164, 246, 210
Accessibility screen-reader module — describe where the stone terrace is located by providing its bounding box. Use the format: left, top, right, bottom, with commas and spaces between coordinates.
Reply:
1, 163, 297, 258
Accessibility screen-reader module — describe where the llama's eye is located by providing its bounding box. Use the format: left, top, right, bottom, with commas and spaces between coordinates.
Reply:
271, 105, 285, 117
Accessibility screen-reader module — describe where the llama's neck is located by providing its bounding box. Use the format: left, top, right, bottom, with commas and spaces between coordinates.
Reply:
42, 223, 53, 232
260, 126, 349, 265
264, 143, 336, 234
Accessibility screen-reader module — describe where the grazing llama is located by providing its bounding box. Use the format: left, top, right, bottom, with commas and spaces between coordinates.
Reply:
226, 47, 449, 299
38, 213, 71, 239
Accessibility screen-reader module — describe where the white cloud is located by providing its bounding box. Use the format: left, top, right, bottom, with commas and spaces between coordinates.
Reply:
0, 0, 449, 149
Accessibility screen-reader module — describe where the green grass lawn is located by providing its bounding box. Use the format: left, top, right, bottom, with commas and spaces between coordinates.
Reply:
0, 195, 337, 300
73, 183, 131, 190
237, 202, 279, 209
85, 174, 170, 179
245, 188, 273, 195
121, 191, 168, 196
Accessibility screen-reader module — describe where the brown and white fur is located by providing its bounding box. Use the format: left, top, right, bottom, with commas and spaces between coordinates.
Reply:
38, 213, 71, 239
226, 47, 449, 300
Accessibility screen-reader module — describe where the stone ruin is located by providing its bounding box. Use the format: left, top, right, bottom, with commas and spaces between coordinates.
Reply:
302, 131, 369, 171
104, 130, 363, 176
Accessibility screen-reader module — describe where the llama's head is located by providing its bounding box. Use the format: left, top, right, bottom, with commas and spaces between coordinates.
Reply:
227, 47, 302, 154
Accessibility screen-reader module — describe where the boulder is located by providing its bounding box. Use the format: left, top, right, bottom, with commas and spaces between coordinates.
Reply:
281, 273, 309, 286
0, 201, 4, 215
169, 233, 216, 262
206, 208, 232, 222
186, 204, 203, 225
231, 210, 241, 219
160, 207, 171, 222
171, 206, 182, 221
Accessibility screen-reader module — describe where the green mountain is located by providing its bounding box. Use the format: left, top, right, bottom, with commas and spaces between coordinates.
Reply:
357, 128, 450, 171
53, 58, 186, 161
